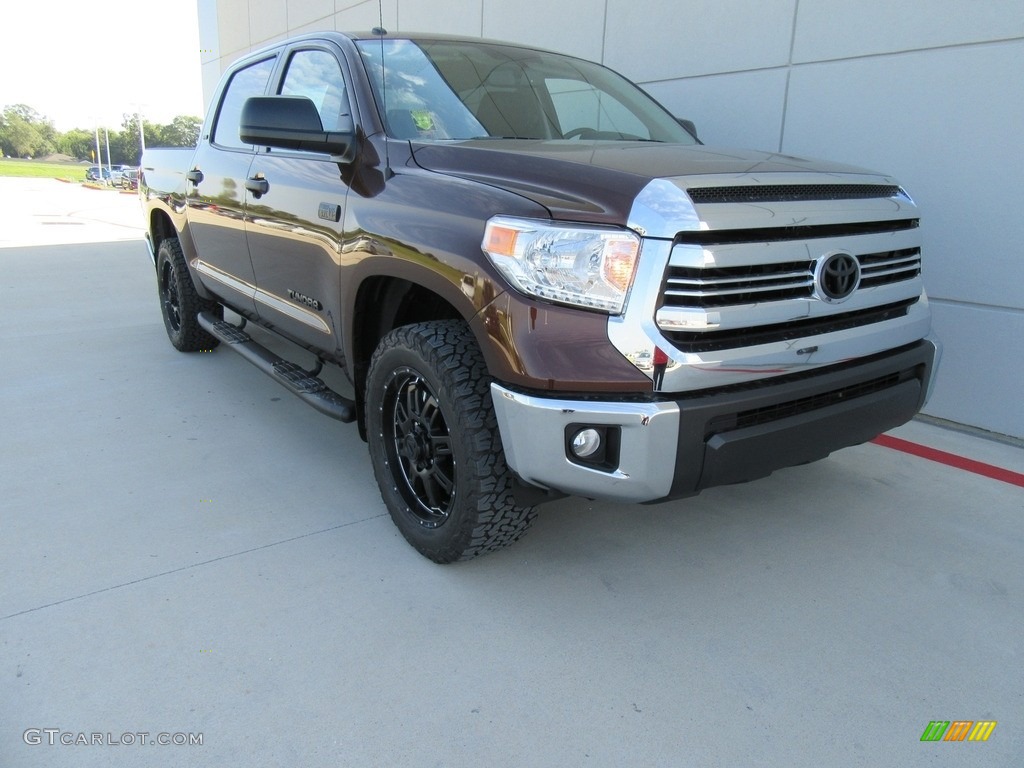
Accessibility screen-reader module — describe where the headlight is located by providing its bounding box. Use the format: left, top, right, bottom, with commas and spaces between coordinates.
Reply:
482, 216, 641, 314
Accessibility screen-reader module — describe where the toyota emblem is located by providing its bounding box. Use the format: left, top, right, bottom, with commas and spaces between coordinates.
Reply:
816, 251, 861, 302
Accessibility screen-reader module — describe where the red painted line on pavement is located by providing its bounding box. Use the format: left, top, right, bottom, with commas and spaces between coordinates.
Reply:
871, 434, 1024, 488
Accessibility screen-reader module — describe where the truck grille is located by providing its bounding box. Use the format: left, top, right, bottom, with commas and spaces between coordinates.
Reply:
674, 218, 918, 246
663, 260, 812, 307
661, 299, 917, 353
662, 248, 921, 309
686, 184, 903, 204
652, 180, 924, 357
859, 248, 922, 288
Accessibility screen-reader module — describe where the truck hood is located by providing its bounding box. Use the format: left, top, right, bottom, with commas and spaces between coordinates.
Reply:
409, 140, 890, 226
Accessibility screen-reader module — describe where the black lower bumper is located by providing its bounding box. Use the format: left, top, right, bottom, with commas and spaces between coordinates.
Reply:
662, 340, 938, 500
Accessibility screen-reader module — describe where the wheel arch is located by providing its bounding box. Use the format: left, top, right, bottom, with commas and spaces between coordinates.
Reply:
351, 275, 465, 437
147, 209, 214, 300
148, 208, 178, 260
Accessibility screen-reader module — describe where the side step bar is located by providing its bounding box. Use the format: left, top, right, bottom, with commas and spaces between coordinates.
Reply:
198, 312, 356, 423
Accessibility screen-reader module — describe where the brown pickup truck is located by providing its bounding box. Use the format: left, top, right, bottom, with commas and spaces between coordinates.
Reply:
140, 31, 940, 562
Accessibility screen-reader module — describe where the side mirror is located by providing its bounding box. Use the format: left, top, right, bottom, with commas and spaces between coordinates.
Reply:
676, 117, 700, 142
240, 96, 354, 158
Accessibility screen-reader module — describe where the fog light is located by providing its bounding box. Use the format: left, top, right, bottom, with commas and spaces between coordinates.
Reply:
571, 428, 602, 458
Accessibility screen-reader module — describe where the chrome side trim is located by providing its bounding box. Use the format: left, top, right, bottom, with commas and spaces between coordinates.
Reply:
253, 289, 332, 335
193, 261, 331, 335
491, 384, 680, 502
195, 259, 257, 300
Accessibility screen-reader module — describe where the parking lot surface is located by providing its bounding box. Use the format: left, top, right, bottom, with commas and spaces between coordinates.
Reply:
1, 179, 1022, 766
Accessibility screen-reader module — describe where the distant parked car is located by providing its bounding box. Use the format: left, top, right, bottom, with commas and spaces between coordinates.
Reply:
86, 166, 116, 183
119, 168, 139, 190
109, 165, 131, 186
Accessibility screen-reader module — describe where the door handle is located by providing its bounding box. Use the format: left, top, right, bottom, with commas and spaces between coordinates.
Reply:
245, 176, 270, 198
186, 168, 204, 185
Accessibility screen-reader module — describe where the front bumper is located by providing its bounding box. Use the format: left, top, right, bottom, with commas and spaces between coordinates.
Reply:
492, 338, 939, 504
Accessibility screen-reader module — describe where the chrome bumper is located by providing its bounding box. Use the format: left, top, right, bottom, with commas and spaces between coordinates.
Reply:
491, 384, 681, 503
491, 337, 939, 505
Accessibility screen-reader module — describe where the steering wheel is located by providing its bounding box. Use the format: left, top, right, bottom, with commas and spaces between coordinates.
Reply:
563, 127, 600, 140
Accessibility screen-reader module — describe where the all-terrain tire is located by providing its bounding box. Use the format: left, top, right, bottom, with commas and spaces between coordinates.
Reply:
366, 321, 536, 563
156, 237, 220, 352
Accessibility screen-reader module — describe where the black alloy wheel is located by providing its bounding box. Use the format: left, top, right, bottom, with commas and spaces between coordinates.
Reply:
155, 237, 220, 352
159, 259, 183, 335
381, 366, 456, 528
366, 321, 536, 563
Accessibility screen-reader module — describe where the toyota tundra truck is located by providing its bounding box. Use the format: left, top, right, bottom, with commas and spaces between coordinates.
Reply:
140, 31, 940, 562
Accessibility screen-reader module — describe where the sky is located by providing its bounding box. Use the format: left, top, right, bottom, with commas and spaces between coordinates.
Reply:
1, 0, 207, 132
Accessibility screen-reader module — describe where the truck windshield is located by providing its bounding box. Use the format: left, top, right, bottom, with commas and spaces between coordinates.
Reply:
355, 38, 696, 144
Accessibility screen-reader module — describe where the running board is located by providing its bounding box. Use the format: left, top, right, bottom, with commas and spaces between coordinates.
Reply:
198, 312, 356, 423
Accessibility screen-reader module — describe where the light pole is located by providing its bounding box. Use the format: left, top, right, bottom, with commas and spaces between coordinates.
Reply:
93, 124, 102, 180
104, 128, 112, 179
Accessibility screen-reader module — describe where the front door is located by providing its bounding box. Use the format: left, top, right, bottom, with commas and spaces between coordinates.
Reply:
245, 47, 352, 352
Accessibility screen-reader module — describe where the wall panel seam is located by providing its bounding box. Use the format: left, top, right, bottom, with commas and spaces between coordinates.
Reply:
635, 34, 1024, 87
929, 298, 1024, 315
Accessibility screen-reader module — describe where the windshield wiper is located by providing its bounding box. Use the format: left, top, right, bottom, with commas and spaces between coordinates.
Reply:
467, 135, 546, 140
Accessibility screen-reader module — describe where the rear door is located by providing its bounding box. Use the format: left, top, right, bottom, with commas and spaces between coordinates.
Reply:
245, 44, 353, 352
187, 54, 277, 314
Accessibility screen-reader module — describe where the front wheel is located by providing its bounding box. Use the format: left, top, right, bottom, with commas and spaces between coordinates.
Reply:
366, 321, 536, 563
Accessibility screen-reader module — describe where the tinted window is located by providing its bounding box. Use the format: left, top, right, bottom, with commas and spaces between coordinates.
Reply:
547, 78, 651, 140
279, 49, 351, 132
357, 40, 486, 140
356, 39, 695, 144
212, 57, 276, 149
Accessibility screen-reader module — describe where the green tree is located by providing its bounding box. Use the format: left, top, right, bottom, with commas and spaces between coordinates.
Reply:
37, 120, 57, 156
58, 128, 96, 161
117, 114, 147, 165
0, 104, 56, 157
0, 118, 38, 157
104, 128, 126, 165
160, 115, 202, 148
1, 104, 204, 162
143, 121, 162, 150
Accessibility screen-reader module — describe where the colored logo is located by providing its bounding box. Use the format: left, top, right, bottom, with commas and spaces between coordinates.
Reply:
920, 720, 997, 742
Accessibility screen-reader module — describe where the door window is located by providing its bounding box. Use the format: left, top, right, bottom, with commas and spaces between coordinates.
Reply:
279, 49, 351, 133
212, 57, 276, 149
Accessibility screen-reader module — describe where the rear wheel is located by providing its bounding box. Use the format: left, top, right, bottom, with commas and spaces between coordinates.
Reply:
156, 237, 220, 352
366, 321, 536, 563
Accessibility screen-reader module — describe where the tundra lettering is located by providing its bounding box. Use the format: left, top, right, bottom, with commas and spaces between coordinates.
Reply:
287, 290, 322, 311
140, 31, 940, 562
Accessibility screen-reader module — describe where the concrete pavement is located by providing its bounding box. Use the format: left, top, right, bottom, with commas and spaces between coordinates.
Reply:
1, 178, 1021, 767
0, 177, 143, 248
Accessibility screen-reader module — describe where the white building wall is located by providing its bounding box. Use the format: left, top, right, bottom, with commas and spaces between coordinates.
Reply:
199, 0, 1024, 438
